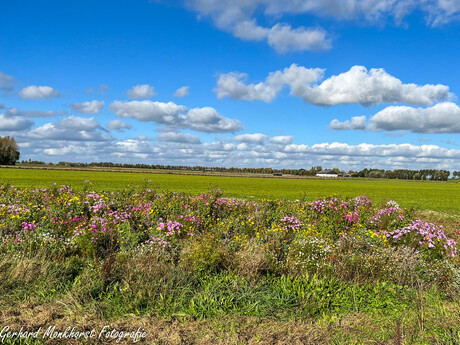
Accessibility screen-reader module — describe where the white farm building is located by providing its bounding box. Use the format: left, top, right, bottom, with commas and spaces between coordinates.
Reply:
316, 170, 339, 177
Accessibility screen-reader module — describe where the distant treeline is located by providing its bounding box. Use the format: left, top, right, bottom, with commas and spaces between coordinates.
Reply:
17, 160, 459, 181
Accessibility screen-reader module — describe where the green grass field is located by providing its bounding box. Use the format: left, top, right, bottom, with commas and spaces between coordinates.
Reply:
1, 167, 459, 214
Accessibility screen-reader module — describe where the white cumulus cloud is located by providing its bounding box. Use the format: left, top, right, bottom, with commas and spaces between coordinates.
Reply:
19, 85, 60, 100
157, 131, 201, 144
107, 119, 132, 132
0, 112, 34, 131
185, 0, 331, 52
270, 136, 294, 145
329, 116, 367, 130
173, 86, 190, 97
110, 100, 187, 124
182, 107, 241, 133
234, 133, 269, 144
266, 23, 330, 53
333, 102, 460, 133
28, 116, 110, 141
215, 64, 324, 102
368, 102, 460, 133
215, 64, 451, 106
301, 66, 450, 106
109, 100, 241, 133
127, 84, 156, 99
69, 100, 105, 114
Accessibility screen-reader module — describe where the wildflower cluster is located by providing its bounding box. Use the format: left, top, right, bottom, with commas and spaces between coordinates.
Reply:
383, 220, 458, 259
0, 183, 458, 288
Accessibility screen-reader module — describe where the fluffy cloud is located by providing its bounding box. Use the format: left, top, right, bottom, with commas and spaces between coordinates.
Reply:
69, 100, 105, 114
185, 0, 331, 52
27, 116, 111, 141
157, 131, 201, 144
270, 136, 294, 145
214, 72, 279, 102
301, 66, 450, 106
332, 102, 460, 133
109, 100, 241, 133
232, 20, 331, 53
110, 100, 187, 123
329, 116, 367, 130
183, 107, 241, 133
107, 119, 132, 132
0, 112, 33, 131
0, 71, 16, 92
215, 64, 450, 106
18, 85, 60, 100
368, 102, 460, 133
234, 133, 269, 144
57, 116, 101, 131
266, 24, 330, 53
173, 86, 190, 97
215, 64, 323, 102
127, 84, 156, 99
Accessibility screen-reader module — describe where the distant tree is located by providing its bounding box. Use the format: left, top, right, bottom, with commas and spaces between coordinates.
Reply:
358, 168, 369, 178
384, 170, 397, 179
0, 136, 20, 165
369, 170, 383, 178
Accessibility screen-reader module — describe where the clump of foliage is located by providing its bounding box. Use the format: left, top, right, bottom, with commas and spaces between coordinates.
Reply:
0, 136, 20, 165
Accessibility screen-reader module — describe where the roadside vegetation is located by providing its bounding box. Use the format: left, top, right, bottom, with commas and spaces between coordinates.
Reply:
0, 182, 459, 344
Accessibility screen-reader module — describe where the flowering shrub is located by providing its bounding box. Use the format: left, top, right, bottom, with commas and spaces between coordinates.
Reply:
279, 216, 302, 231
370, 200, 409, 230
383, 220, 458, 259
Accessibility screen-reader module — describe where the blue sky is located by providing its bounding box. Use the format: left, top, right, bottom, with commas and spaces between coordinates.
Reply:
1, 0, 460, 171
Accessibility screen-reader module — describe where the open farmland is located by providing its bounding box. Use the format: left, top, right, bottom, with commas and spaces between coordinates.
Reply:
0, 167, 460, 214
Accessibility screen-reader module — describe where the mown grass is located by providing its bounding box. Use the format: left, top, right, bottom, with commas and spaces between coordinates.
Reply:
1, 167, 459, 213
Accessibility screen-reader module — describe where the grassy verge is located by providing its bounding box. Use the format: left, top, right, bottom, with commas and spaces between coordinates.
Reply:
0, 254, 459, 344
0, 184, 459, 344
